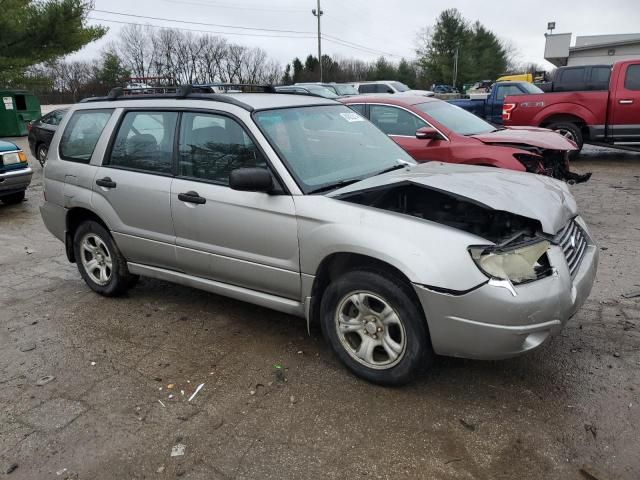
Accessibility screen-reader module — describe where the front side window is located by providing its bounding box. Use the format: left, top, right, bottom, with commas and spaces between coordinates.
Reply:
60, 109, 113, 163
370, 105, 426, 136
109, 111, 178, 174
495, 85, 524, 101
624, 64, 640, 90
416, 101, 495, 136
254, 105, 415, 193
376, 84, 393, 93
358, 84, 376, 94
178, 112, 266, 184
389, 81, 410, 92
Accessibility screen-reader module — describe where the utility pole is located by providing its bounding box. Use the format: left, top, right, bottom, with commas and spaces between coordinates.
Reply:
312, 1, 323, 82
452, 46, 459, 88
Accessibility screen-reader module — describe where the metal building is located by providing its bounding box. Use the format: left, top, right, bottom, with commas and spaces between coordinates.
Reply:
544, 33, 640, 67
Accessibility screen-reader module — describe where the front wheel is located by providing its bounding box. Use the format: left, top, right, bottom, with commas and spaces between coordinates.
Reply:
547, 122, 583, 159
37, 144, 48, 167
320, 270, 433, 385
73, 220, 137, 296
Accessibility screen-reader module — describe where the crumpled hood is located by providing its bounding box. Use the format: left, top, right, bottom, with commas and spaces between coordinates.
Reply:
471, 126, 578, 151
330, 162, 577, 235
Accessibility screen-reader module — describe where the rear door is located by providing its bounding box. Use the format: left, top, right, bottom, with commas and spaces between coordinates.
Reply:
368, 104, 450, 162
170, 111, 300, 300
610, 62, 640, 141
92, 110, 178, 270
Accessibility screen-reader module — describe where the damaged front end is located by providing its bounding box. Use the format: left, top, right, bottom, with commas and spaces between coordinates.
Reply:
337, 181, 556, 289
504, 145, 592, 184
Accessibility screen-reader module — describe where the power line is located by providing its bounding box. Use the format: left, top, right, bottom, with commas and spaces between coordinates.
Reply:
92, 9, 315, 35
87, 17, 317, 39
159, 0, 308, 13
322, 35, 403, 58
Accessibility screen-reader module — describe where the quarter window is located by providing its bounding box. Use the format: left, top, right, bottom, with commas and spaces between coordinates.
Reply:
59, 109, 113, 163
369, 105, 427, 136
109, 111, 178, 174
624, 64, 640, 90
178, 112, 266, 184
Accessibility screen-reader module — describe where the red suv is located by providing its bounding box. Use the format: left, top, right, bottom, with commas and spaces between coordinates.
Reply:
341, 95, 590, 183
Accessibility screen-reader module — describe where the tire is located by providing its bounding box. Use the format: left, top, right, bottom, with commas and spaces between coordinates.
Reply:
72, 220, 137, 297
320, 269, 433, 386
547, 122, 583, 159
1, 191, 25, 205
37, 144, 48, 167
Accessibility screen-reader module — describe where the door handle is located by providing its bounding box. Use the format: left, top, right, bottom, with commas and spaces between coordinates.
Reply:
178, 191, 206, 204
619, 99, 634, 104
96, 177, 117, 188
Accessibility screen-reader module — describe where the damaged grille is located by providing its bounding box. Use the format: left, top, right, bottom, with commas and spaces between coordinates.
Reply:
556, 220, 587, 277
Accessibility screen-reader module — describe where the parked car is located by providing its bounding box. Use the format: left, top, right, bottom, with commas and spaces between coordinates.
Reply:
449, 81, 545, 125
124, 82, 154, 94
352, 81, 434, 97
295, 82, 359, 96
28, 108, 68, 167
0, 140, 32, 204
431, 84, 459, 94
342, 95, 590, 183
503, 59, 640, 155
40, 89, 597, 385
275, 85, 338, 99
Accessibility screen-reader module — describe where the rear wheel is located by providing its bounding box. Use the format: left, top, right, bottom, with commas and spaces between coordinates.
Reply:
547, 122, 583, 159
72, 220, 137, 296
37, 144, 48, 167
1, 191, 25, 204
320, 269, 433, 385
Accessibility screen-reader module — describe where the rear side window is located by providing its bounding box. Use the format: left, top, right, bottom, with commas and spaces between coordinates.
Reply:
178, 112, 266, 185
358, 84, 376, 94
108, 111, 178, 174
370, 105, 427, 136
558, 68, 584, 84
624, 64, 640, 90
496, 85, 525, 100
60, 109, 113, 163
591, 66, 611, 85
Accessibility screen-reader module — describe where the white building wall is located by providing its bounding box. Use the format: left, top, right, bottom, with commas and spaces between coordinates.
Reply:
567, 43, 640, 66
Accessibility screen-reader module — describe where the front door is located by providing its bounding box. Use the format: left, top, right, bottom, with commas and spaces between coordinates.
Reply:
93, 110, 178, 270
368, 104, 450, 162
610, 62, 640, 141
170, 111, 300, 300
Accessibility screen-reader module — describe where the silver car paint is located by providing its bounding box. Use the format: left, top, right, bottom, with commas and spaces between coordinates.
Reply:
40, 94, 598, 360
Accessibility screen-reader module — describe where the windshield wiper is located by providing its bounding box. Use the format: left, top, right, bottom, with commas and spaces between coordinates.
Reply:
373, 163, 409, 177
307, 178, 362, 194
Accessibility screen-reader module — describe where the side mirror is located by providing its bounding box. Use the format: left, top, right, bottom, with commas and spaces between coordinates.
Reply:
229, 167, 273, 193
415, 126, 443, 140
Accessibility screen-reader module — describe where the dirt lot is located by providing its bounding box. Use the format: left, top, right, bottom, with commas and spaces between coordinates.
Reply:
1, 138, 639, 480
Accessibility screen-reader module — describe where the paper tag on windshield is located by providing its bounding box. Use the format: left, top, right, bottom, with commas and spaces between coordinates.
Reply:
340, 112, 364, 122
3, 97, 13, 110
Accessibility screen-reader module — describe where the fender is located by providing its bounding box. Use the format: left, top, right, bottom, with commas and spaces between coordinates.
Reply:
533, 102, 599, 127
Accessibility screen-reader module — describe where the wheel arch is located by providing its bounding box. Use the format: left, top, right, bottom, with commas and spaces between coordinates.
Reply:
539, 113, 590, 139
308, 252, 422, 327
65, 207, 110, 263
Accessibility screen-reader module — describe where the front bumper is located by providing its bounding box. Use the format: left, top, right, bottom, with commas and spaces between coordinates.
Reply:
414, 225, 598, 360
0, 166, 33, 196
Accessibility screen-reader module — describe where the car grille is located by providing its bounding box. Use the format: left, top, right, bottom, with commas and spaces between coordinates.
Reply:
555, 219, 588, 277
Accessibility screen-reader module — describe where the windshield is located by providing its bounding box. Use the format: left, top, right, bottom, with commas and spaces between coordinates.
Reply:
305, 85, 339, 98
390, 81, 410, 92
254, 105, 415, 193
416, 101, 496, 136
520, 83, 544, 94
333, 84, 358, 95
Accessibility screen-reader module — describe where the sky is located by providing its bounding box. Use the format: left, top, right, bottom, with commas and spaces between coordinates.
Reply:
77, 0, 640, 71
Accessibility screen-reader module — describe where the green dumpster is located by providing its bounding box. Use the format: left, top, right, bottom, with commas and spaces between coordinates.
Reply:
0, 90, 42, 136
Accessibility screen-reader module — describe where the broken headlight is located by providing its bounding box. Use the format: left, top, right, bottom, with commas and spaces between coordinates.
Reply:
469, 240, 551, 284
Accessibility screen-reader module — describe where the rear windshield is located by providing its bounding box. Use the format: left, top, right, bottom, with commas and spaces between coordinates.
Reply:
416, 101, 496, 136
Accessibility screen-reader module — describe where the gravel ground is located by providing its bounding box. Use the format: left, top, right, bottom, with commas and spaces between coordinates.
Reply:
1, 138, 638, 480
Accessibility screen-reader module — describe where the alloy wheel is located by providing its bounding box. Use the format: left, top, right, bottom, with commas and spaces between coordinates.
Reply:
79, 233, 113, 286
334, 291, 406, 369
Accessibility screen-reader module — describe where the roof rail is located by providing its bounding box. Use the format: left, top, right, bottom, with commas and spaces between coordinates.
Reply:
79, 87, 255, 111
194, 83, 276, 93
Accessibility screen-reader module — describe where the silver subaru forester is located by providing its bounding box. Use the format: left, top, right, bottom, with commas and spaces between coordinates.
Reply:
40, 90, 598, 385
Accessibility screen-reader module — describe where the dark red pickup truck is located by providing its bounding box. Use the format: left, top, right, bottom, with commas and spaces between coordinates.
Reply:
503, 59, 640, 155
